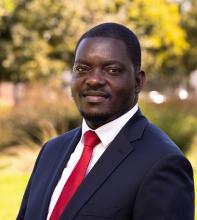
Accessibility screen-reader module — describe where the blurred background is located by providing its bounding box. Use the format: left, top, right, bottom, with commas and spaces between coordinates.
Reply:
0, 0, 196, 219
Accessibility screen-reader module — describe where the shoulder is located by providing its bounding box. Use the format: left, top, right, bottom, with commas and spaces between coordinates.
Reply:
37, 127, 81, 160
126, 110, 182, 156
143, 121, 183, 155
130, 115, 194, 218
126, 111, 186, 168
46, 127, 81, 147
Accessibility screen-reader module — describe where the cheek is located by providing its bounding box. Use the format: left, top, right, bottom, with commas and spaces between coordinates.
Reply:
71, 79, 82, 97
113, 82, 135, 96
112, 84, 135, 105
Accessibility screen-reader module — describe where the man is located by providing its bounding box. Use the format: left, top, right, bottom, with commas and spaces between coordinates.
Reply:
17, 23, 194, 220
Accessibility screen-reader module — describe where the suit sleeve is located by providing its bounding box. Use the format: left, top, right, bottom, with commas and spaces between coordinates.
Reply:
16, 143, 47, 220
132, 154, 195, 220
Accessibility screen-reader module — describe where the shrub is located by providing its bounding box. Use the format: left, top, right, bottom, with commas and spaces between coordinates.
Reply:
0, 83, 81, 150
140, 98, 197, 153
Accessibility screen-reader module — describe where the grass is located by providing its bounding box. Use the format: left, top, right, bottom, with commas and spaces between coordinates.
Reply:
195, 172, 197, 219
0, 145, 38, 220
0, 172, 29, 220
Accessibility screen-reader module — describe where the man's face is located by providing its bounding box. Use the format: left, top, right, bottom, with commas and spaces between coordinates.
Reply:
71, 37, 143, 129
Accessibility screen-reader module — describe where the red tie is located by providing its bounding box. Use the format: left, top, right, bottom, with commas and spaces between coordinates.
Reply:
49, 130, 100, 220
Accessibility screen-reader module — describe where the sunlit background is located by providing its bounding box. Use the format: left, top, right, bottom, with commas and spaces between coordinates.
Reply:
0, 0, 196, 219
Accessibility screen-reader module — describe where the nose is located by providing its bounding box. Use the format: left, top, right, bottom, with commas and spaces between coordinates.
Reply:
85, 68, 106, 88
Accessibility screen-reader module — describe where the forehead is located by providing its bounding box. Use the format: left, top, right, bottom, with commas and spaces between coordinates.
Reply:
74, 37, 131, 64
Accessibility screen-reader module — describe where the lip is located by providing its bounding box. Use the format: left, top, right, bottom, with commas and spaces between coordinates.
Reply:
84, 95, 107, 103
82, 90, 109, 97
81, 90, 110, 103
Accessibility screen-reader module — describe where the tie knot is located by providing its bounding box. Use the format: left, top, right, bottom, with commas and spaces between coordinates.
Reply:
84, 130, 100, 149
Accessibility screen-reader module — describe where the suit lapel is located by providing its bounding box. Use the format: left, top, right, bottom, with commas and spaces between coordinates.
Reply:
60, 110, 148, 220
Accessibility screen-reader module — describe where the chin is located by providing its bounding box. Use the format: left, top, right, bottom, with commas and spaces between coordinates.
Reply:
80, 111, 111, 125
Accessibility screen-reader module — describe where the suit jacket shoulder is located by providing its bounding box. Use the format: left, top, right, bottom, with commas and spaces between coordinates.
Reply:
41, 127, 82, 159
17, 127, 82, 220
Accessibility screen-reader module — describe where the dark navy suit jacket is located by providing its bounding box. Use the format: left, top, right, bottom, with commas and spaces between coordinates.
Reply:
17, 110, 194, 220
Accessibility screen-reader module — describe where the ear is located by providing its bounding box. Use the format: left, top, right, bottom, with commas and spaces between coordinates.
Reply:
135, 70, 145, 93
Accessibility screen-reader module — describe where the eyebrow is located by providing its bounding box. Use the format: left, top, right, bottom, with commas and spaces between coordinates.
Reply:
74, 59, 125, 67
74, 59, 91, 66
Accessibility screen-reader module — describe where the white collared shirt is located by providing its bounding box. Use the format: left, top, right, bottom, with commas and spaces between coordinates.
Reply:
47, 104, 138, 219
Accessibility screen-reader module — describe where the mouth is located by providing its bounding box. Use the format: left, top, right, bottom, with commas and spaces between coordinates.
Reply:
82, 90, 110, 103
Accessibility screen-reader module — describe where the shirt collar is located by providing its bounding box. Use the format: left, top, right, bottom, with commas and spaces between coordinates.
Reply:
81, 104, 138, 148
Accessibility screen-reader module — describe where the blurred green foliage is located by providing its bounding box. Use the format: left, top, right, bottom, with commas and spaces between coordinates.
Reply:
140, 98, 197, 153
181, 0, 197, 75
0, 83, 81, 149
0, 0, 196, 82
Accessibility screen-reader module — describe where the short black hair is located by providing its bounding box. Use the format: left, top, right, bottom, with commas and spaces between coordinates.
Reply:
75, 22, 141, 73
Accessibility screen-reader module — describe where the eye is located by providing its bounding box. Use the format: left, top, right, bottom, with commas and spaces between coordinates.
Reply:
74, 65, 91, 73
105, 66, 122, 75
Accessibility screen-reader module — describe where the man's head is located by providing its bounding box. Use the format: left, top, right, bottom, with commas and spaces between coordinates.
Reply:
75, 22, 141, 73
71, 23, 145, 129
